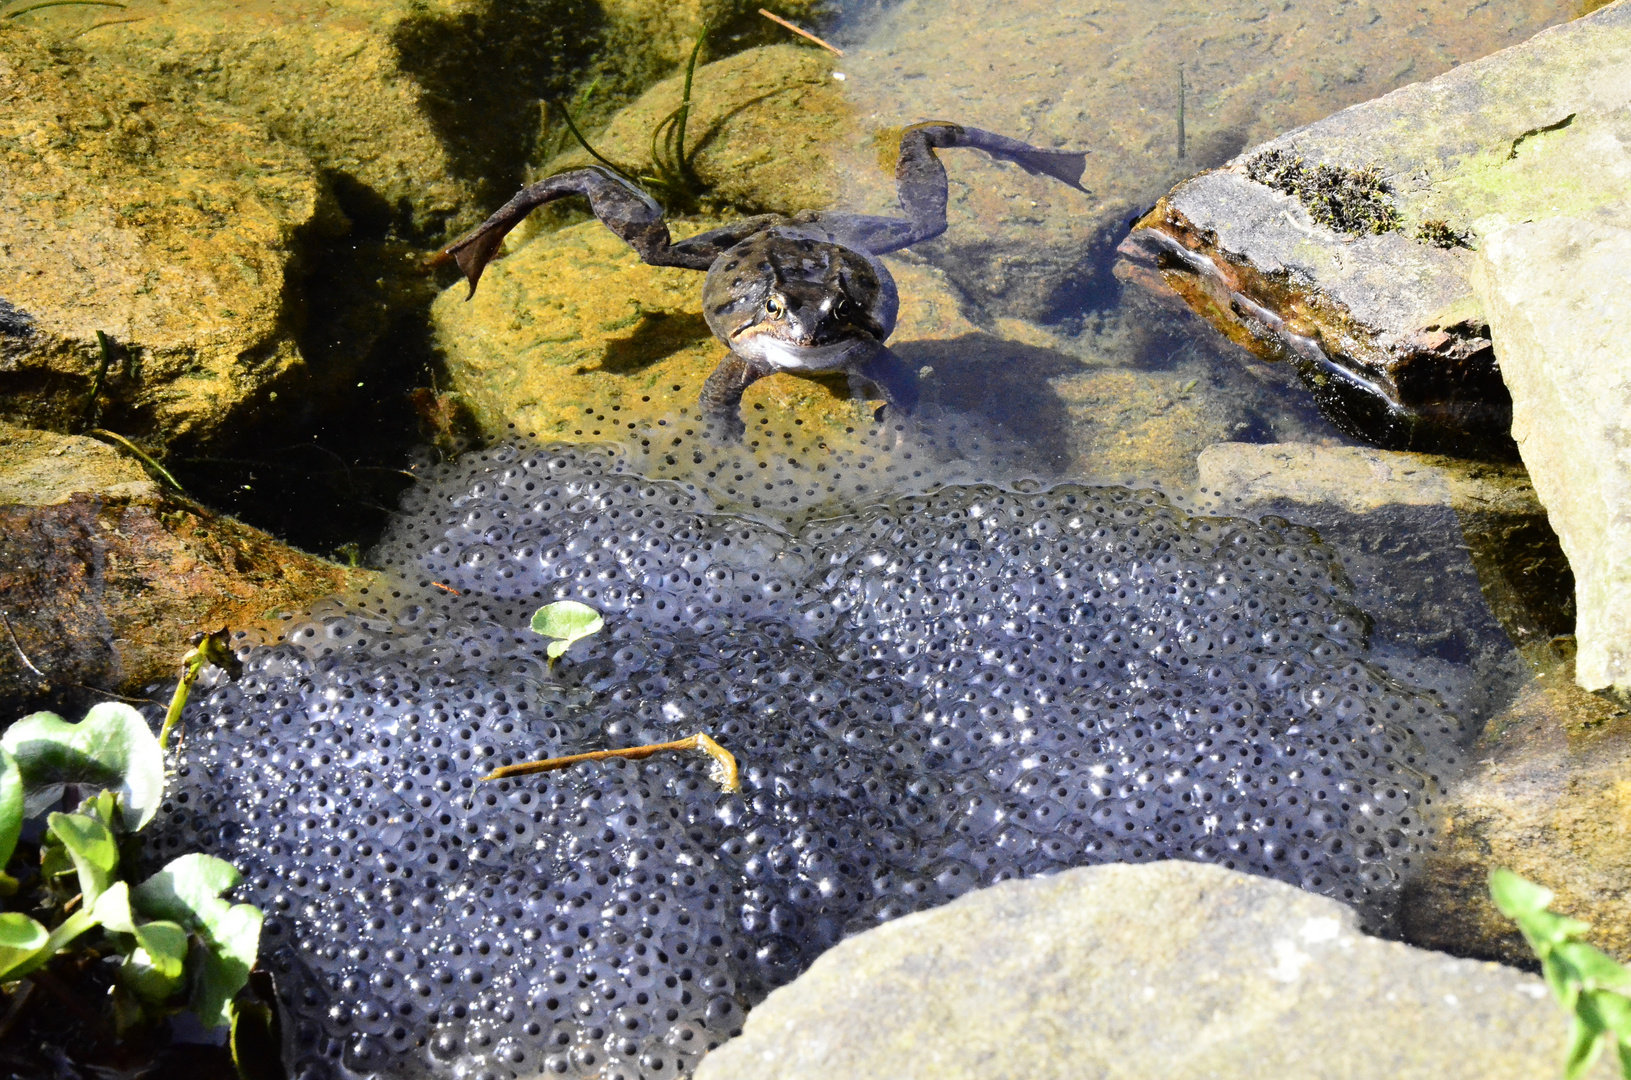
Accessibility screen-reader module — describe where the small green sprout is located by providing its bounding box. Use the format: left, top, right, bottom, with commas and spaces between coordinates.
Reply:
530, 600, 605, 660
1490, 868, 1631, 1079
160, 626, 243, 751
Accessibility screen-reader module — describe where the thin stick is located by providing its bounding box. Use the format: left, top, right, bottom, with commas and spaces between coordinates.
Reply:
483, 733, 740, 792
758, 8, 842, 56
89, 428, 185, 495
4, 0, 125, 16
1, 612, 46, 680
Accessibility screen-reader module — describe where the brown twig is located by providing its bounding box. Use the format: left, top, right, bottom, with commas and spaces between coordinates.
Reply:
483, 733, 741, 792
1, 611, 46, 680
758, 8, 842, 55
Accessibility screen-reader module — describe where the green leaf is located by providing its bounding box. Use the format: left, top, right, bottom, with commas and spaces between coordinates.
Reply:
118, 922, 189, 1005
91, 880, 136, 933
132, 853, 241, 935
2, 907, 97, 983
230, 989, 286, 1080
1522, 907, 1593, 952
0, 911, 50, 982
47, 811, 118, 907
1564, 1013, 1607, 1080
1, 704, 165, 830
134, 920, 188, 981
1557, 941, 1631, 994
192, 903, 263, 1030
530, 601, 604, 659
1490, 867, 1554, 917
0, 748, 23, 872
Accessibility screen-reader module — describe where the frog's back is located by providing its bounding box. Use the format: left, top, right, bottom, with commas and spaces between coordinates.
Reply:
701, 225, 899, 348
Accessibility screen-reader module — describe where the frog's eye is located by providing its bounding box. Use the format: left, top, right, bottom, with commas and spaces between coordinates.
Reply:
832, 297, 854, 318
764, 295, 786, 318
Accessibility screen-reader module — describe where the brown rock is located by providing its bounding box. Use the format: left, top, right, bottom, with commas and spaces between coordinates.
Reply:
1403, 662, 1631, 964
0, 423, 362, 713
0, 24, 329, 447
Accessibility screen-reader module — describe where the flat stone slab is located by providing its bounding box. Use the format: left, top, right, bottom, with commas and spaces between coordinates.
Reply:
1118, 0, 1631, 455
696, 861, 1612, 1080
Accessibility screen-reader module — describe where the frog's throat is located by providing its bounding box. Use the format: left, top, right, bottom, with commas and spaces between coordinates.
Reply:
731, 331, 883, 373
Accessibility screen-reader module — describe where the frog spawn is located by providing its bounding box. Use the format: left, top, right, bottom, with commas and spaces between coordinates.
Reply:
150, 435, 1466, 1080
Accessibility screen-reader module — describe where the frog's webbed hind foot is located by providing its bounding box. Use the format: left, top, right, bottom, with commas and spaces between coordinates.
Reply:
699, 354, 769, 444
434, 167, 779, 298
849, 348, 920, 419
809, 123, 1090, 256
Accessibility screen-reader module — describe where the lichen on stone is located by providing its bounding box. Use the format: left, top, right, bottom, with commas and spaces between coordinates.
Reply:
1244, 149, 1403, 236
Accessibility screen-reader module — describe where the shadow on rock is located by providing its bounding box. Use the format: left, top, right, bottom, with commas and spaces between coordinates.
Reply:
393, 0, 603, 208
592, 311, 716, 375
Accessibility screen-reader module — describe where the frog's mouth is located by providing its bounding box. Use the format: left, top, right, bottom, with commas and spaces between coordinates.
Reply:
730, 327, 884, 373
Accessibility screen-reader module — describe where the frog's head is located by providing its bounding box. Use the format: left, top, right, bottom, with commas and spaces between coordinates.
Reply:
704, 231, 896, 373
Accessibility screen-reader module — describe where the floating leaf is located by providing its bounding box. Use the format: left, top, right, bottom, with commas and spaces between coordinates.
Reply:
2, 704, 164, 829
0, 911, 49, 982
48, 811, 118, 907
0, 747, 22, 870
530, 601, 604, 660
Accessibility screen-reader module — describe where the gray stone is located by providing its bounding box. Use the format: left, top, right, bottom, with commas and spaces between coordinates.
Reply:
695, 861, 1611, 1080
1118, 0, 1631, 455
1472, 217, 1631, 696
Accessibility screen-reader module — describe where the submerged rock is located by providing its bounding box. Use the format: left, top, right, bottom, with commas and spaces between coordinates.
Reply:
1118, 0, 1631, 456
0, 422, 360, 713
693, 861, 1609, 1080
1403, 664, 1631, 965
835, 0, 1578, 321
148, 431, 1475, 1079
1473, 217, 1631, 697
0, 24, 329, 446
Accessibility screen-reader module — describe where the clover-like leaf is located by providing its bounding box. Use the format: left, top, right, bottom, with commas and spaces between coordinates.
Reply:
47, 811, 119, 907
530, 601, 604, 660
91, 879, 137, 933
0, 747, 22, 871
2, 704, 164, 830
118, 922, 190, 1005
1490, 866, 1553, 918
132, 852, 241, 935
193, 902, 263, 1030
0, 911, 50, 982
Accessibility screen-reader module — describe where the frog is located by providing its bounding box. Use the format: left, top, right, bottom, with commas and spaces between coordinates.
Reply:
435, 122, 1089, 442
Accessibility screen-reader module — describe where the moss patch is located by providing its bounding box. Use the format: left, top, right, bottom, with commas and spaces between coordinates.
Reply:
1416, 218, 1475, 249
1244, 149, 1403, 235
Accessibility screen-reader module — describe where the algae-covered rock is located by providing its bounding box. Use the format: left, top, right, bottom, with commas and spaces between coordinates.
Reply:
1403, 664, 1631, 965
837, 0, 1578, 323
0, 24, 328, 447
430, 217, 984, 445
695, 861, 1611, 1080
542, 44, 850, 217
1118, 0, 1630, 456
0, 422, 362, 713
1473, 217, 1631, 697
27, 0, 829, 241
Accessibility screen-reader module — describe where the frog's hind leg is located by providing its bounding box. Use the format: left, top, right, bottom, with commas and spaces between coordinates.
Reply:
849, 347, 919, 418
699, 354, 770, 443
435, 167, 718, 298
808, 124, 1089, 256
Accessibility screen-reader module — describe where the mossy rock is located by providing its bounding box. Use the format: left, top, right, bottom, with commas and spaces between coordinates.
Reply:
0, 24, 328, 447
28, 0, 831, 241
542, 43, 857, 217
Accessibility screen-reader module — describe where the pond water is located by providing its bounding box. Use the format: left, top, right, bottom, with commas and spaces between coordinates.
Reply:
2, 0, 1591, 1076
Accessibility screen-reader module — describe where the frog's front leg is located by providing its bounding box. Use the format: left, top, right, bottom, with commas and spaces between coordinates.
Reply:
698, 354, 770, 443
